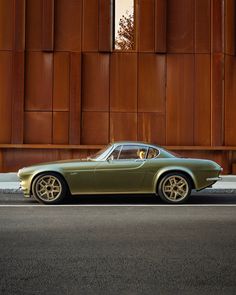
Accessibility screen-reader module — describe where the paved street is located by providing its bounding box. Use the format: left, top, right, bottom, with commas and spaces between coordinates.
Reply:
0, 195, 236, 295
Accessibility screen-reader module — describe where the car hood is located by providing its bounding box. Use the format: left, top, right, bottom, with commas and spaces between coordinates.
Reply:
18, 158, 94, 175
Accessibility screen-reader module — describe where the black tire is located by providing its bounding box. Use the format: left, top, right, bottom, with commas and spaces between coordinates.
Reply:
157, 172, 192, 204
31, 172, 68, 204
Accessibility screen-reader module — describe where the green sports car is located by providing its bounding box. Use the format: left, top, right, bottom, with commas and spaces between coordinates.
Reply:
18, 142, 222, 204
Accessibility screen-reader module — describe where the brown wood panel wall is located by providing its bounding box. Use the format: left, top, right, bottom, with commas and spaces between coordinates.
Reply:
166, 54, 194, 145
212, 0, 223, 53
83, 0, 99, 51
55, 0, 82, 51
138, 113, 166, 145
138, 0, 155, 52
211, 53, 224, 146
42, 0, 54, 51
0, 52, 13, 143
82, 112, 109, 144
69, 53, 82, 144
53, 111, 69, 144
82, 53, 109, 111
24, 112, 52, 144
225, 0, 236, 55
110, 113, 137, 142
167, 0, 195, 53
194, 54, 211, 146
99, 0, 112, 52
25, 52, 53, 111
225, 55, 236, 145
155, 0, 167, 53
11, 52, 25, 144
195, 0, 211, 53
0, 0, 14, 50
11, 0, 25, 144
138, 54, 165, 112
53, 52, 70, 111
110, 53, 137, 112
1, 0, 236, 173
26, 0, 43, 50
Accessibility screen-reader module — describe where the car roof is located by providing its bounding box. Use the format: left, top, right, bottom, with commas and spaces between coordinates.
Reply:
111, 141, 161, 149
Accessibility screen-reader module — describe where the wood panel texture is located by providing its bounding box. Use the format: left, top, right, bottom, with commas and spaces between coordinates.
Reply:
24, 112, 52, 144
155, 0, 167, 53
82, 53, 109, 111
110, 53, 137, 112
0, 52, 12, 143
69, 53, 82, 144
82, 0, 99, 51
211, 53, 224, 145
195, 0, 211, 53
25, 52, 53, 111
0, 0, 14, 50
138, 0, 155, 52
225, 0, 236, 55
138, 113, 166, 145
212, 0, 223, 53
53, 111, 69, 144
26, 0, 43, 50
53, 52, 70, 111
194, 54, 211, 146
166, 54, 194, 145
110, 113, 137, 142
99, 0, 112, 52
55, 0, 82, 51
11, 52, 25, 144
138, 54, 165, 112
42, 0, 54, 51
167, 0, 195, 53
225, 55, 236, 145
13, 0, 25, 50
82, 112, 109, 144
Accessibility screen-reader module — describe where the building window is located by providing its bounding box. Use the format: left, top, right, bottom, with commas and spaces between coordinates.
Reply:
114, 0, 135, 51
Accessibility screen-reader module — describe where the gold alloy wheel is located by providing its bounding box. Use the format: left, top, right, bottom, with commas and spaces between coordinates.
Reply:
35, 175, 62, 202
162, 175, 189, 202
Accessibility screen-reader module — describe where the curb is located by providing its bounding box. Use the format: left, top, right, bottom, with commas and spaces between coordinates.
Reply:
0, 188, 22, 194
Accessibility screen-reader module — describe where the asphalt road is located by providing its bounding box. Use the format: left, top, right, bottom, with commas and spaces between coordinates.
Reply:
0, 194, 236, 295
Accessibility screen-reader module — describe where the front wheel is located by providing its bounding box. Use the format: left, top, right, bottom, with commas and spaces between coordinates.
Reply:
157, 173, 192, 204
31, 172, 68, 204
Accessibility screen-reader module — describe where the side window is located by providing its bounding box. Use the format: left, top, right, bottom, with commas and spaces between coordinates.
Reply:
119, 145, 148, 160
107, 146, 122, 160
147, 147, 159, 159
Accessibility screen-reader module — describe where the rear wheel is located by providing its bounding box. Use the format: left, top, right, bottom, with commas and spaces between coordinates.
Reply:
32, 172, 68, 204
157, 173, 192, 204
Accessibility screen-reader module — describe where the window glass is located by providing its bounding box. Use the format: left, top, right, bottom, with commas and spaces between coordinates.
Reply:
114, 0, 135, 50
107, 146, 122, 160
119, 145, 148, 160
147, 147, 159, 159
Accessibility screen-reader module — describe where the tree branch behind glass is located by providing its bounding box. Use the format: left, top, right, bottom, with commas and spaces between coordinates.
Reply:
115, 11, 135, 50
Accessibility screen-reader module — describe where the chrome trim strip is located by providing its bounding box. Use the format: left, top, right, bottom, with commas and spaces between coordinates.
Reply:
206, 177, 221, 181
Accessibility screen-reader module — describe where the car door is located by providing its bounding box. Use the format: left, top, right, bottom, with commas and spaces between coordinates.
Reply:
94, 145, 148, 193
64, 161, 99, 194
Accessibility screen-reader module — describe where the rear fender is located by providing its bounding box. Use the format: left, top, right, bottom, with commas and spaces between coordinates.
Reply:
153, 167, 196, 191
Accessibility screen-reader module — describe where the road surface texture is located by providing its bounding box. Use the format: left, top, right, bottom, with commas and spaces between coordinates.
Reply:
0, 194, 236, 294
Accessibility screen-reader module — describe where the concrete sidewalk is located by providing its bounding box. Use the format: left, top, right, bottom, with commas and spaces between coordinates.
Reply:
0, 173, 236, 195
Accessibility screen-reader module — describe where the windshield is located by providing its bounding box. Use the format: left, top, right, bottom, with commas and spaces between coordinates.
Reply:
89, 144, 112, 160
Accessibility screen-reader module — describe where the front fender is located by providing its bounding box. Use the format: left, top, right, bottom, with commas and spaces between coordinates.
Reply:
153, 167, 196, 191
20, 168, 65, 196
